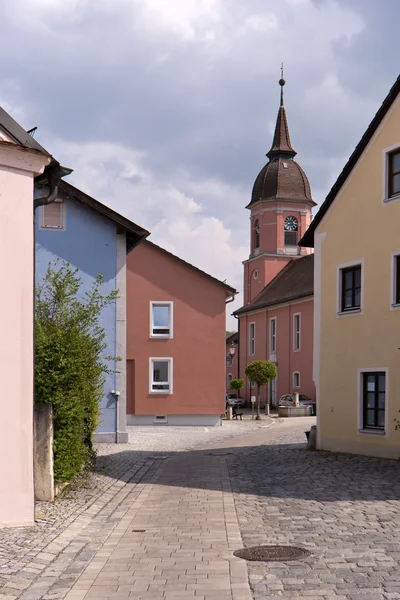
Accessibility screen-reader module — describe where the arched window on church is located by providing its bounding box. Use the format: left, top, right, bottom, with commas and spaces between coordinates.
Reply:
254, 220, 260, 249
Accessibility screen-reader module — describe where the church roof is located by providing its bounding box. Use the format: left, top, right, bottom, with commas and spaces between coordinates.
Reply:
250, 158, 313, 206
300, 73, 400, 248
267, 79, 296, 159
247, 74, 315, 209
234, 254, 314, 316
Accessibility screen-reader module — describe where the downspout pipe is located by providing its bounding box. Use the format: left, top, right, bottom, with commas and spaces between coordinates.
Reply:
234, 313, 240, 380
34, 166, 65, 209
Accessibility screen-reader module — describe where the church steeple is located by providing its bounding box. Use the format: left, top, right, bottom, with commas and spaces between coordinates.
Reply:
243, 68, 314, 305
267, 66, 296, 159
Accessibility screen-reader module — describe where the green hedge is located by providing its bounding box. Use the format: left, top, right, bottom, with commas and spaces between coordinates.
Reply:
35, 260, 117, 483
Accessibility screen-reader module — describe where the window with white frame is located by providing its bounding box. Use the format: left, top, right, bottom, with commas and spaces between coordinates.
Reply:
150, 302, 173, 338
293, 371, 300, 388
249, 322, 255, 355
339, 264, 362, 312
293, 313, 301, 351
270, 317, 276, 355
150, 358, 173, 394
360, 370, 386, 432
227, 373, 233, 388
387, 149, 400, 199
40, 199, 65, 230
393, 254, 400, 306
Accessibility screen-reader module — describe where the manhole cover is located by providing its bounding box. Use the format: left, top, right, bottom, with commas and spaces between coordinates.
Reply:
206, 452, 234, 457
233, 545, 311, 562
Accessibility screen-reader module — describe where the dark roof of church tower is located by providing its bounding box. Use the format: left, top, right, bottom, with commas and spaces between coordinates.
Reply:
267, 76, 296, 159
247, 75, 315, 208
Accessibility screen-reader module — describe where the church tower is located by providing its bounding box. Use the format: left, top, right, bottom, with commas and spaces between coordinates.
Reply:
243, 72, 316, 304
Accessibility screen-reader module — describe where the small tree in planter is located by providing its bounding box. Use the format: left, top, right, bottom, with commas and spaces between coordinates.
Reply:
230, 378, 244, 398
245, 360, 277, 419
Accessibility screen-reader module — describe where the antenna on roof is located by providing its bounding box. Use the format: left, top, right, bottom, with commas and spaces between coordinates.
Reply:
27, 127, 37, 137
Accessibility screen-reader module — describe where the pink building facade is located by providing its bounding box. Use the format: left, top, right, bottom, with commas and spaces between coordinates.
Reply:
236, 257, 314, 406
226, 331, 239, 392
234, 77, 315, 407
0, 119, 52, 526
126, 241, 236, 426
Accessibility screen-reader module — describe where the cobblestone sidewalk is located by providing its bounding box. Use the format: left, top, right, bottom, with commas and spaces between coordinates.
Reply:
228, 421, 400, 600
0, 418, 275, 599
64, 450, 251, 600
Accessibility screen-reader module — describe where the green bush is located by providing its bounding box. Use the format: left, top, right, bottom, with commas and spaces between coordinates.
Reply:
35, 260, 118, 483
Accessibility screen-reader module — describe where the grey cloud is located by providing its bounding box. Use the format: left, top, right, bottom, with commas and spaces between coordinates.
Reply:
0, 0, 399, 326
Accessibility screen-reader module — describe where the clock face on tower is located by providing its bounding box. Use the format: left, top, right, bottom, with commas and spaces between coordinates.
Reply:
284, 216, 298, 232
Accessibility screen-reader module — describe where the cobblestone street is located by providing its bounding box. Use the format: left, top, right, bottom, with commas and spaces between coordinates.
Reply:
0, 417, 399, 599
229, 420, 400, 600
0, 418, 273, 599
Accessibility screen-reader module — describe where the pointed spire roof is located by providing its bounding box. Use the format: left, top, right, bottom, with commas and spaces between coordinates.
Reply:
267, 66, 296, 159
247, 67, 315, 209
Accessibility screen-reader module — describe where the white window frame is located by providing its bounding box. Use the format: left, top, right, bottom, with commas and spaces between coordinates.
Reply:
39, 198, 66, 231
227, 373, 233, 388
337, 259, 364, 316
293, 313, 301, 352
357, 367, 388, 436
269, 317, 277, 358
249, 322, 255, 356
150, 301, 173, 338
391, 251, 400, 309
149, 357, 173, 395
382, 142, 400, 203
293, 371, 300, 389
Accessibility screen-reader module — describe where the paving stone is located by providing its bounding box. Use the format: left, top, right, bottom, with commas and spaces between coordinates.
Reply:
228, 420, 400, 600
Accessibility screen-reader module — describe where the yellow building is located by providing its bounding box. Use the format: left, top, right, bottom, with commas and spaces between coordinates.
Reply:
301, 75, 400, 459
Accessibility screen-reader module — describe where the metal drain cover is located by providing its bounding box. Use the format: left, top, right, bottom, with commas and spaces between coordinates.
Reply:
233, 545, 311, 562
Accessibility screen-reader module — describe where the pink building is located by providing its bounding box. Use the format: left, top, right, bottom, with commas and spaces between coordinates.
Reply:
226, 331, 239, 392
126, 240, 236, 426
234, 76, 315, 407
0, 111, 52, 526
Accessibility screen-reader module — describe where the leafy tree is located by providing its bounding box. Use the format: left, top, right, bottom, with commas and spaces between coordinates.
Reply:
35, 260, 118, 482
230, 378, 244, 398
245, 360, 277, 419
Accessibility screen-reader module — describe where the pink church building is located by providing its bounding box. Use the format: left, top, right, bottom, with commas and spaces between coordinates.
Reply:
233, 76, 316, 408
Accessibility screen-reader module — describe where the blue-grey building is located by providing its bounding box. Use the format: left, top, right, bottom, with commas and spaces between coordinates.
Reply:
35, 180, 149, 442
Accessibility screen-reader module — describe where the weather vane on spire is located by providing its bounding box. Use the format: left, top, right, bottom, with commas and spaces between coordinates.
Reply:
279, 63, 285, 106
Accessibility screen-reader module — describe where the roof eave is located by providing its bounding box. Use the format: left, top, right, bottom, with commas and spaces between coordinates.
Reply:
145, 240, 236, 294
234, 291, 313, 316
246, 195, 317, 210
301, 73, 400, 249
59, 181, 150, 247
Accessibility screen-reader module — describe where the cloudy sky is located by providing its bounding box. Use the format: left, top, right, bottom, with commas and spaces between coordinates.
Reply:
2, 0, 399, 327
